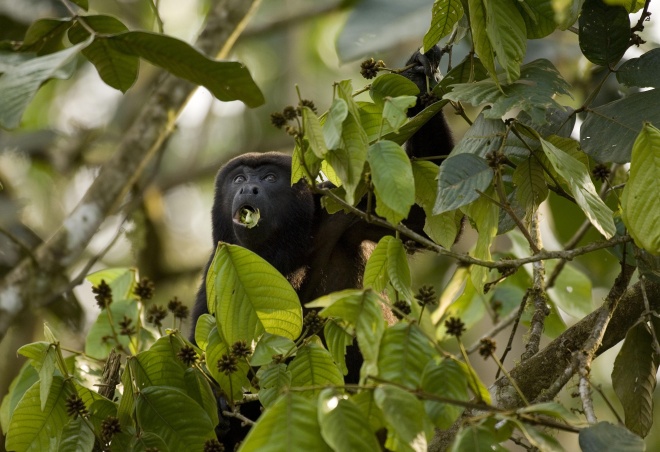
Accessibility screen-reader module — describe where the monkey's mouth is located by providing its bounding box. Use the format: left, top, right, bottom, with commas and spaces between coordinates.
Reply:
234, 205, 261, 229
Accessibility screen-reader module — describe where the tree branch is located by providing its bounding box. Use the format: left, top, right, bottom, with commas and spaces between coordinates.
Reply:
0, 0, 262, 342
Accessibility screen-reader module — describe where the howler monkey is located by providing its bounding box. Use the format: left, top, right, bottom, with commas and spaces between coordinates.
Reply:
190, 46, 453, 448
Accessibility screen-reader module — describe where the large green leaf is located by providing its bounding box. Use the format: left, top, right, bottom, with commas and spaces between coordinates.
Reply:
422, 359, 468, 428
302, 106, 328, 158
378, 323, 435, 389
580, 89, 660, 163
468, 0, 497, 81
288, 342, 344, 393
58, 417, 95, 452
579, 0, 630, 66
374, 385, 434, 451
323, 98, 348, 150
444, 59, 571, 125
450, 113, 506, 157
132, 336, 188, 390
136, 386, 215, 450
434, 153, 493, 215
579, 421, 645, 452
485, 0, 527, 83
317, 389, 382, 451
546, 262, 593, 318
516, 0, 557, 39
251, 333, 296, 367
387, 237, 414, 301
68, 15, 138, 92
451, 420, 509, 452
364, 235, 393, 292
368, 140, 415, 224
308, 289, 386, 378
85, 299, 138, 359
612, 323, 658, 437
327, 80, 368, 205
621, 123, 660, 254
617, 48, 660, 88
6, 376, 71, 452
21, 18, 72, 54
370, 73, 419, 105
239, 392, 332, 451
540, 137, 615, 238
205, 327, 250, 403
0, 363, 38, 433
463, 191, 499, 293
105, 31, 264, 107
323, 320, 352, 376
0, 39, 89, 129
257, 363, 291, 408
513, 155, 549, 214
86, 267, 137, 303
423, 0, 464, 51
207, 243, 302, 344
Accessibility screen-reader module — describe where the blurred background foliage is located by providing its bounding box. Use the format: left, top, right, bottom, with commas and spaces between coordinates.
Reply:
1, 0, 659, 449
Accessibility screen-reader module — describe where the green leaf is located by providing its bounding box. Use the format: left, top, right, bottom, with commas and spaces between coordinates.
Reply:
450, 112, 506, 157
617, 48, 660, 88
370, 74, 419, 106
383, 95, 418, 132
318, 389, 382, 451
105, 31, 264, 107
412, 160, 439, 211
323, 98, 348, 150
507, 418, 564, 451
302, 106, 328, 158
364, 236, 393, 292
132, 336, 188, 390
257, 363, 291, 408
540, 137, 615, 238
423, 0, 464, 51
579, 0, 630, 66
136, 386, 215, 450
368, 140, 415, 224
513, 156, 549, 214
68, 15, 138, 92
0, 39, 89, 129
374, 385, 433, 451
438, 55, 489, 91
194, 313, 215, 350
21, 18, 72, 54
378, 323, 435, 389
208, 243, 302, 344
251, 333, 296, 367
387, 237, 414, 301
552, 0, 583, 30
422, 360, 468, 429
323, 320, 352, 376
434, 153, 493, 215
436, 278, 487, 341
485, 0, 527, 83
240, 392, 332, 451
516, 0, 557, 39
381, 99, 449, 146
612, 322, 659, 437
468, 0, 498, 82
117, 365, 135, 427
6, 376, 71, 452
621, 123, 660, 253
85, 299, 138, 359
579, 421, 645, 452
206, 327, 250, 403
0, 362, 38, 433
309, 289, 386, 378
289, 342, 344, 394
70, 0, 88, 10
58, 417, 95, 452
184, 368, 218, 426
444, 59, 571, 125
86, 267, 137, 302
327, 80, 368, 205
424, 212, 460, 249
581, 89, 660, 163
451, 420, 509, 452
351, 391, 386, 433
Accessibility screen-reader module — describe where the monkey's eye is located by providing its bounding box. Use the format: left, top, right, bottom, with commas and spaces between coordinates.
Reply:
264, 173, 277, 182
233, 175, 246, 183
